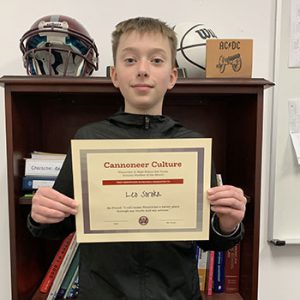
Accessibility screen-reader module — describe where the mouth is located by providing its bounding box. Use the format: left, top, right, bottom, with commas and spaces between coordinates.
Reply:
132, 83, 153, 88
131, 83, 154, 92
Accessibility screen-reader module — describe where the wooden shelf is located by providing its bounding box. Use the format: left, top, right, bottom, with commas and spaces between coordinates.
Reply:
19, 195, 33, 205
1, 76, 272, 300
202, 293, 242, 300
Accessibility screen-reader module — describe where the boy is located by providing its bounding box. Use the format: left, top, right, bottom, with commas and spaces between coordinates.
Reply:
28, 17, 246, 299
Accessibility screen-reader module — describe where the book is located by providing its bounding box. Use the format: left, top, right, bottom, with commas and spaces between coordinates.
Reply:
224, 243, 240, 293
47, 233, 78, 300
24, 158, 64, 177
64, 266, 79, 299
205, 250, 215, 296
56, 248, 80, 298
197, 248, 208, 292
213, 251, 225, 293
31, 151, 66, 160
22, 175, 56, 191
39, 232, 75, 294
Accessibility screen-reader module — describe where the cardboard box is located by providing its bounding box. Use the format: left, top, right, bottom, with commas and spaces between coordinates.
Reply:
205, 39, 253, 78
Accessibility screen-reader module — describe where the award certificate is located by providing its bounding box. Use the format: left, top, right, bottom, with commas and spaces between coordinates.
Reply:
71, 138, 211, 243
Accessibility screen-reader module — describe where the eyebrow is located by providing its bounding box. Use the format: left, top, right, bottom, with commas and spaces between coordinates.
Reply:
120, 47, 168, 56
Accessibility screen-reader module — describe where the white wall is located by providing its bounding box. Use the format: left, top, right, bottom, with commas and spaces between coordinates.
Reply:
258, 0, 300, 298
0, 1, 297, 299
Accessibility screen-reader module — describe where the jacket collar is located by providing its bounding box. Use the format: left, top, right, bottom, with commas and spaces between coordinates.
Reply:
107, 111, 181, 131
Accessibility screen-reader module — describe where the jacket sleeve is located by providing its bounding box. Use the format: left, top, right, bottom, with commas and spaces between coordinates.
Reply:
196, 213, 244, 251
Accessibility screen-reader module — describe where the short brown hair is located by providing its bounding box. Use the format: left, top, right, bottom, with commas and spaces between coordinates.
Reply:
111, 17, 177, 67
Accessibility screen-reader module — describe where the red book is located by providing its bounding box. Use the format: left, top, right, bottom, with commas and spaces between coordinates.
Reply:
39, 232, 75, 294
205, 250, 215, 296
224, 243, 240, 293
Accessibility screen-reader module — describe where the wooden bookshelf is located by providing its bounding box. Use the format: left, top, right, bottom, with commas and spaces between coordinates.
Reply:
1, 76, 273, 300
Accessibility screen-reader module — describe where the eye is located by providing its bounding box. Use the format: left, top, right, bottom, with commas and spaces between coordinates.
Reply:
152, 57, 164, 64
124, 57, 136, 64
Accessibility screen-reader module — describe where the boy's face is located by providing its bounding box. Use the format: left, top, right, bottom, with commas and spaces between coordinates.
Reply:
111, 31, 178, 115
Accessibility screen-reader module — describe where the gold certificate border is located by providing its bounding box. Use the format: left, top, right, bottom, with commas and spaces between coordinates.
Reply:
72, 138, 211, 242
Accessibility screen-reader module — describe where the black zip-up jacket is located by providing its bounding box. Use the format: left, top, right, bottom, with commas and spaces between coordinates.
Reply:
28, 111, 244, 300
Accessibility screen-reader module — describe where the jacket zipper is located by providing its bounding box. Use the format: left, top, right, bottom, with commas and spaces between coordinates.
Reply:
144, 116, 150, 130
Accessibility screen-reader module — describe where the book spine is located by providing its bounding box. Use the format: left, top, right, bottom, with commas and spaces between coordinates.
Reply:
22, 176, 56, 191
39, 232, 74, 294
56, 248, 80, 298
224, 243, 240, 293
197, 249, 208, 292
47, 233, 78, 300
31, 151, 66, 160
213, 251, 225, 293
25, 159, 64, 177
206, 250, 215, 296
63, 266, 79, 299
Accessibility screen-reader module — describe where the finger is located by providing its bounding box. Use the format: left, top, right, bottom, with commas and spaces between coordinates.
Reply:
31, 212, 68, 224
211, 204, 246, 215
210, 197, 246, 211
31, 201, 75, 224
208, 186, 246, 203
208, 185, 244, 195
37, 187, 78, 209
32, 201, 72, 218
32, 196, 77, 216
33, 187, 78, 215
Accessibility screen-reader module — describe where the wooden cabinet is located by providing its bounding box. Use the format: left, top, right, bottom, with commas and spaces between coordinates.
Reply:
0, 76, 273, 300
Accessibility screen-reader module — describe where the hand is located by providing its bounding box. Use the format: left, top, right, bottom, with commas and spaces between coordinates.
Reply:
207, 185, 246, 234
31, 187, 78, 224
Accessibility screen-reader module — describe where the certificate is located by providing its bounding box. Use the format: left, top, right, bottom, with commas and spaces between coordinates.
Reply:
71, 138, 211, 243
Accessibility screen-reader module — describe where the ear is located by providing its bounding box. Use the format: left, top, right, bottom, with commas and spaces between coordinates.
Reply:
167, 67, 178, 90
110, 66, 119, 88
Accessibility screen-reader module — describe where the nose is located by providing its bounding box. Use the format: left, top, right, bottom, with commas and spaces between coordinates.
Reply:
137, 59, 149, 78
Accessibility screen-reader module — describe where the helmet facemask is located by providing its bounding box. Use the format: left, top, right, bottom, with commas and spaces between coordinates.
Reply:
24, 43, 94, 76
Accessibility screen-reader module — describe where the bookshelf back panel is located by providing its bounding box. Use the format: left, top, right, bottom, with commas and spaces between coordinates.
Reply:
11, 91, 256, 189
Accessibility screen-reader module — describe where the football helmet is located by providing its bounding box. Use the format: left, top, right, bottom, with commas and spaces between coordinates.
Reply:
20, 15, 99, 76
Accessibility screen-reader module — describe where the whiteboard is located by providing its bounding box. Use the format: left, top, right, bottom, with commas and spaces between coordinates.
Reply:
269, 0, 300, 245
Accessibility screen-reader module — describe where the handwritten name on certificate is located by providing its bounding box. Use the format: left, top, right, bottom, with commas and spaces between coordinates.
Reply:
71, 138, 211, 243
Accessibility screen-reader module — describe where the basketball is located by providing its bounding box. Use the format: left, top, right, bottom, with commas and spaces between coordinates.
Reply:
173, 22, 217, 78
